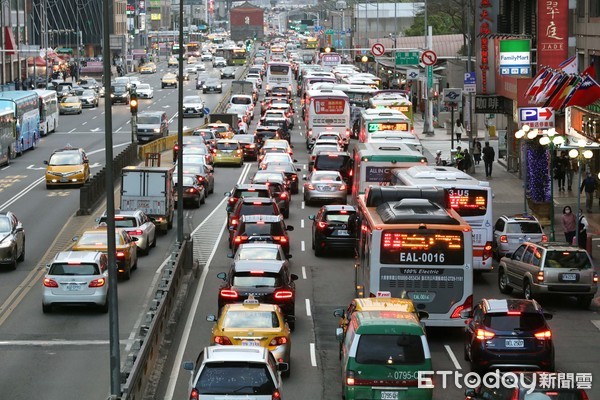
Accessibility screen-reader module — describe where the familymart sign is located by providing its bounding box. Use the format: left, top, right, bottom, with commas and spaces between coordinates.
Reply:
499, 39, 531, 76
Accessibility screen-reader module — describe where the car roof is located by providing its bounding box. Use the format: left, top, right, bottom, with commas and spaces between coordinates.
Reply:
501, 214, 539, 222
233, 259, 285, 273
522, 241, 584, 251
241, 214, 283, 223
52, 251, 103, 264
233, 183, 270, 191
482, 298, 543, 314
225, 302, 281, 312
238, 243, 281, 251
315, 150, 350, 157
138, 111, 165, 117
321, 204, 356, 212
353, 297, 417, 312
204, 345, 269, 363
353, 311, 423, 334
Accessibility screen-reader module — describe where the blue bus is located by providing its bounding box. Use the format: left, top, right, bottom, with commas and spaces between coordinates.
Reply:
0, 109, 16, 165
0, 91, 40, 156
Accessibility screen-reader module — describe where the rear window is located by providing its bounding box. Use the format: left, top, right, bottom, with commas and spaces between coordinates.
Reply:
507, 222, 542, 234
217, 142, 239, 151
356, 334, 425, 365
314, 154, 351, 171
237, 247, 281, 260
49, 263, 100, 275
195, 131, 215, 140
103, 217, 136, 228
483, 313, 546, 331
235, 190, 270, 198
544, 250, 592, 270
242, 222, 284, 236
232, 271, 283, 287
240, 203, 277, 216
195, 362, 275, 395
325, 212, 354, 223
232, 97, 252, 105
222, 311, 280, 328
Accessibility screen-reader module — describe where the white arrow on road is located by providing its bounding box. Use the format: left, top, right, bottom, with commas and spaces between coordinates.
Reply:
27, 165, 46, 170
89, 162, 102, 169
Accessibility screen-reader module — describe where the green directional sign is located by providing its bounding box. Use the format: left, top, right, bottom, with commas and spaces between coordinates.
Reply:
395, 51, 420, 65
427, 66, 433, 88
325, 29, 334, 35
300, 24, 307, 31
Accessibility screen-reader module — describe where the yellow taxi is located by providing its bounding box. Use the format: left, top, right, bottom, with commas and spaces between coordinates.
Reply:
58, 95, 83, 115
167, 56, 178, 67
71, 225, 138, 280
213, 139, 243, 167
207, 297, 291, 373
206, 122, 234, 139
139, 62, 157, 74
333, 292, 428, 334
44, 146, 90, 188
187, 56, 198, 64
161, 72, 178, 88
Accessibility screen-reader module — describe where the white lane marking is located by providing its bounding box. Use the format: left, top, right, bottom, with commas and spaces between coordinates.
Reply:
92, 116, 97, 119
592, 320, 600, 331
1, 166, 9, 170
0, 177, 44, 211
302, 266, 307, 279
303, 164, 306, 170
82, 121, 87, 125
69, 128, 76, 133
444, 344, 462, 370
116, 127, 123, 133
301, 201, 305, 210
305, 298, 311, 317
301, 241, 305, 252
301, 219, 304, 228
309, 343, 317, 367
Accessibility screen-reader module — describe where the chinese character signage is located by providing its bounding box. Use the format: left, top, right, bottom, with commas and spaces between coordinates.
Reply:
474, 95, 511, 114
499, 39, 531, 76
314, 99, 346, 114
537, 0, 568, 68
476, 0, 498, 94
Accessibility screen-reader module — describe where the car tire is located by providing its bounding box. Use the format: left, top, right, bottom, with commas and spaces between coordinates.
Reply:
150, 233, 156, 248
283, 208, 289, 218
577, 295, 594, 309
523, 281, 533, 300
498, 269, 513, 294
17, 240, 25, 262
99, 297, 109, 313
42, 303, 52, 314
123, 266, 131, 280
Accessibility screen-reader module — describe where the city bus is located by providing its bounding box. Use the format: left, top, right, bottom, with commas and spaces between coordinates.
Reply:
318, 51, 342, 71
231, 48, 247, 65
390, 165, 494, 271
265, 61, 295, 95
351, 142, 427, 201
186, 41, 201, 58
354, 186, 474, 327
358, 108, 412, 142
34, 89, 59, 136
369, 91, 414, 134
304, 88, 350, 147
302, 37, 318, 49
0, 109, 16, 165
0, 91, 40, 155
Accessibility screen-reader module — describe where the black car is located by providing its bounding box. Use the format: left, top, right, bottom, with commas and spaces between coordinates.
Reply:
232, 134, 258, 160
181, 163, 215, 195
254, 126, 284, 147
225, 184, 272, 215
202, 79, 222, 94
195, 73, 210, 89
230, 214, 294, 256
250, 175, 290, 218
228, 197, 281, 243
309, 205, 356, 257
111, 84, 130, 104
173, 174, 206, 208
312, 151, 353, 191
259, 117, 290, 142
463, 298, 555, 373
263, 162, 301, 194
218, 243, 297, 329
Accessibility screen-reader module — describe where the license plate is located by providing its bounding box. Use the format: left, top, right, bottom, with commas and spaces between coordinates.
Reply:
380, 391, 398, 400
66, 284, 82, 291
60, 177, 68, 183
242, 340, 260, 346
336, 230, 349, 236
505, 339, 524, 348
409, 292, 435, 302
561, 273, 578, 281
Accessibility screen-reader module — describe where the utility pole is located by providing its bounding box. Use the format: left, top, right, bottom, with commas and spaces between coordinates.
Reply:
422, 0, 434, 135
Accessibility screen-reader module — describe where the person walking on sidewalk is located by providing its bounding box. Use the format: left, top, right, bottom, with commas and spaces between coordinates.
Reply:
482, 142, 495, 178
472, 139, 482, 165
562, 206, 577, 244
578, 211, 588, 249
455, 119, 464, 143
580, 172, 597, 212
554, 154, 567, 191
566, 155, 576, 191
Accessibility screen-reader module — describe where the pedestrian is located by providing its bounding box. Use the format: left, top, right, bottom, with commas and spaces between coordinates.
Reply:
435, 150, 443, 166
562, 206, 577, 245
458, 149, 472, 172
472, 139, 482, 165
482, 141, 495, 178
455, 119, 464, 143
578, 211, 588, 249
566, 155, 576, 191
554, 153, 567, 191
580, 172, 597, 212
454, 146, 463, 167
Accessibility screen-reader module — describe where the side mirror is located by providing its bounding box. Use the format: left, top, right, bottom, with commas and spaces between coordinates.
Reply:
224, 191, 231, 196
72, 236, 79, 242
460, 309, 473, 319
182, 361, 194, 371
308, 215, 315, 220
226, 252, 234, 258
216, 272, 227, 281
333, 308, 344, 318
277, 362, 289, 373
418, 311, 430, 320
206, 314, 217, 322
286, 253, 292, 259
286, 225, 294, 231
302, 175, 307, 180
95, 217, 101, 223
335, 327, 344, 342
291, 273, 299, 281
293, 159, 298, 162
46, 263, 51, 270
43, 160, 49, 165
543, 312, 553, 320
228, 226, 235, 231
296, 168, 301, 172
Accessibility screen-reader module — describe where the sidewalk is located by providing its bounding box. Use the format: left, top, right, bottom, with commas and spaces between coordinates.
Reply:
413, 116, 600, 260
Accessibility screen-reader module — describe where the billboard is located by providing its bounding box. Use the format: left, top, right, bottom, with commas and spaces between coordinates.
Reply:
537, 0, 568, 68
499, 39, 530, 76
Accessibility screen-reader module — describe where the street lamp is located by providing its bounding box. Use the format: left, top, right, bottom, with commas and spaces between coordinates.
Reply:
569, 144, 594, 245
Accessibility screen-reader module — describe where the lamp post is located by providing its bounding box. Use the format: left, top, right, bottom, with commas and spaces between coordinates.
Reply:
569, 146, 594, 245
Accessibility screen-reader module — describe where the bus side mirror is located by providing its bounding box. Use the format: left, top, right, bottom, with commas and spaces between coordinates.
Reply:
335, 327, 344, 342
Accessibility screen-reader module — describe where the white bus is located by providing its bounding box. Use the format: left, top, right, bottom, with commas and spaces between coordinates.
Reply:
304, 88, 350, 147
351, 142, 427, 201
34, 89, 59, 136
318, 51, 342, 71
355, 186, 474, 327
265, 62, 295, 95
358, 108, 412, 143
369, 91, 414, 134
390, 165, 494, 271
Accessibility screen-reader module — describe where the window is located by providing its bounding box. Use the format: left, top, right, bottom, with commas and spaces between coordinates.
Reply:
483, 313, 546, 331
222, 311, 280, 328
494, 219, 505, 232
49, 263, 100, 275
544, 250, 592, 270
512, 245, 527, 261
355, 334, 425, 364
590, 0, 600, 17
522, 247, 535, 264
196, 362, 275, 395
507, 222, 542, 234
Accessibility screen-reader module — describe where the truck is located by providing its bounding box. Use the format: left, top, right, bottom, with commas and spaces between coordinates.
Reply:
209, 113, 239, 131
120, 166, 175, 233
231, 80, 255, 96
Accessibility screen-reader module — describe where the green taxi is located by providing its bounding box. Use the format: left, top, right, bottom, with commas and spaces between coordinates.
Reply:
213, 139, 243, 167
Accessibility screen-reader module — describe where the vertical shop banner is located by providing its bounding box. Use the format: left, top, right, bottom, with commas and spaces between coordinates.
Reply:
475, 0, 498, 94
537, 0, 568, 68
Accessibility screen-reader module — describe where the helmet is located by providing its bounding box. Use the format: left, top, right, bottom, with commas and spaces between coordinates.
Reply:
436, 150, 442, 155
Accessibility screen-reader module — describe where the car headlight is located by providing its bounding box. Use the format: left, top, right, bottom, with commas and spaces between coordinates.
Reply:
110, 94, 115, 98
0, 239, 12, 248
217, 85, 222, 88
153, 128, 160, 133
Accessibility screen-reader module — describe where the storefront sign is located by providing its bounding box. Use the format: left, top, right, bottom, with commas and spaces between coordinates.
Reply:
537, 0, 568, 68
476, 0, 496, 94
499, 39, 531, 76
475, 95, 508, 114
518, 107, 555, 128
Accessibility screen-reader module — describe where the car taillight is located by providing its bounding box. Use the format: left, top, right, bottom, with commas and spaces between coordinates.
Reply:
228, 197, 237, 204
346, 370, 355, 386
593, 272, 598, 283
537, 271, 544, 282
131, 229, 143, 235
345, 129, 351, 137
116, 251, 126, 258
307, 129, 312, 137
272, 389, 282, 400
339, 184, 346, 191
269, 336, 288, 346
189, 388, 199, 400
317, 221, 328, 229
482, 241, 493, 260
272, 235, 288, 243
186, 188, 197, 193
212, 149, 217, 154
476, 329, 495, 340
89, 278, 106, 287
500, 235, 508, 243
234, 235, 248, 243
214, 335, 233, 345
219, 289, 238, 298
279, 192, 288, 199
230, 218, 238, 226
43, 278, 59, 288
534, 330, 552, 339
451, 294, 472, 319
274, 290, 293, 299
542, 234, 548, 242
174, 145, 179, 150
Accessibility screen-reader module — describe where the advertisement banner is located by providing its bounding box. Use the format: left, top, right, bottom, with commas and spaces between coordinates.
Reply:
499, 39, 530, 76
314, 98, 345, 114
537, 0, 568, 68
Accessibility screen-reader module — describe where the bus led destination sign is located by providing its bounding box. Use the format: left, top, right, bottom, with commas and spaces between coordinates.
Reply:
380, 230, 464, 265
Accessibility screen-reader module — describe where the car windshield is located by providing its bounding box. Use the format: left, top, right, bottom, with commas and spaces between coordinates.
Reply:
99, 216, 136, 228
0, 217, 11, 232
182, 156, 207, 164
325, 212, 353, 223
240, 203, 276, 216
184, 96, 202, 103
137, 84, 150, 90
174, 176, 196, 186
253, 172, 284, 182
315, 155, 351, 170
242, 222, 284, 236
507, 222, 542, 234
113, 86, 127, 93
263, 154, 290, 163
77, 232, 123, 246
483, 313, 547, 331
544, 250, 592, 270
237, 246, 280, 260
355, 334, 425, 365
49, 263, 99, 275
137, 115, 160, 124
63, 97, 79, 103
182, 137, 205, 145
49, 152, 81, 165
217, 142, 239, 151
222, 310, 280, 328
235, 190, 267, 198
183, 146, 208, 155
195, 362, 275, 395
195, 130, 215, 139
82, 90, 95, 96
313, 173, 341, 182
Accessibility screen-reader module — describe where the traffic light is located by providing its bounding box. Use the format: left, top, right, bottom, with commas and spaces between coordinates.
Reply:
354, 55, 374, 63
320, 47, 336, 53
130, 92, 138, 115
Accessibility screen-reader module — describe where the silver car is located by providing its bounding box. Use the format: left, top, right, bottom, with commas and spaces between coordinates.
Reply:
493, 214, 547, 259
135, 83, 154, 99
42, 251, 109, 313
0, 212, 25, 270
78, 89, 99, 108
97, 210, 157, 255
303, 171, 347, 206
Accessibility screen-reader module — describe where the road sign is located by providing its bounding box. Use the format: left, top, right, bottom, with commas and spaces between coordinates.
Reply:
371, 43, 385, 57
421, 50, 437, 66
518, 107, 555, 128
443, 88, 463, 104
426, 66, 433, 88
464, 71, 476, 93
395, 51, 420, 65
325, 29, 334, 35
406, 68, 419, 80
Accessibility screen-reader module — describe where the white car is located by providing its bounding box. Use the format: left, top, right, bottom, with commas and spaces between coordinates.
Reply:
194, 62, 206, 72
185, 64, 198, 74
97, 210, 157, 255
213, 57, 227, 67
135, 83, 154, 99
201, 52, 213, 61
226, 103, 253, 122
246, 73, 262, 88
182, 95, 206, 118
